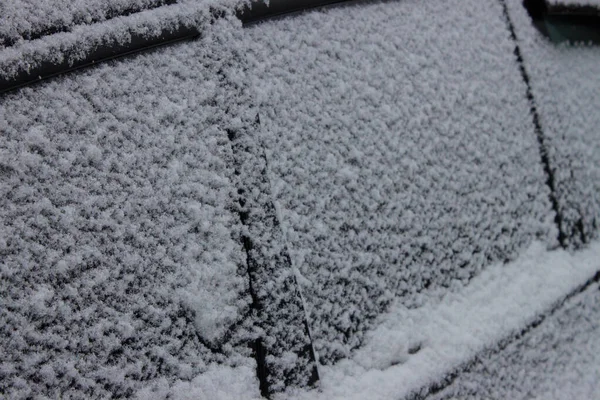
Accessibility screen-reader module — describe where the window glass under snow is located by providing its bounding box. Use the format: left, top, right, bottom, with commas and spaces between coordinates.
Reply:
243, 0, 557, 364
0, 18, 259, 399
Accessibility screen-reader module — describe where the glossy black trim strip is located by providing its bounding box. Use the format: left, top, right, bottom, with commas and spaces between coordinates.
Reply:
545, 2, 600, 17
525, 0, 600, 17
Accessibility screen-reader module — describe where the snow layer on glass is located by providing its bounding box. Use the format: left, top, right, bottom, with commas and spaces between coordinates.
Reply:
0, 0, 251, 81
431, 276, 600, 400
277, 240, 600, 400
506, 0, 600, 246
243, 0, 556, 363
0, 17, 257, 398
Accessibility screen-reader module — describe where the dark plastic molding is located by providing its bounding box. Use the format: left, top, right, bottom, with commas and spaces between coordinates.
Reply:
524, 0, 600, 43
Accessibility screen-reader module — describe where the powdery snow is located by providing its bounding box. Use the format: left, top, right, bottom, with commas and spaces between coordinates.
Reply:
430, 279, 600, 400
0, 0, 172, 47
137, 364, 262, 400
243, 0, 556, 364
0, 0, 252, 82
2, 0, 599, 397
0, 17, 259, 398
505, 0, 600, 246
277, 240, 600, 400
220, 34, 321, 391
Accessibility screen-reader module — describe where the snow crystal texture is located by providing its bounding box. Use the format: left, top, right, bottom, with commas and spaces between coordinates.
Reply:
506, 0, 600, 246
275, 240, 600, 400
244, 0, 556, 363
0, 0, 253, 83
0, 0, 172, 47
0, 19, 257, 398
217, 28, 320, 392
431, 281, 600, 400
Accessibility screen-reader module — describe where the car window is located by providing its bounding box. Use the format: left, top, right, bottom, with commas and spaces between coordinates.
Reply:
524, 0, 600, 44
242, 0, 556, 365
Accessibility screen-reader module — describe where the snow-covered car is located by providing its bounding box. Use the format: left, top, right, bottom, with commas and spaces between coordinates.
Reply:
1, 0, 599, 399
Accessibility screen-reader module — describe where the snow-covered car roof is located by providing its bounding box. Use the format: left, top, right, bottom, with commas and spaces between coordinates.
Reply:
1, 0, 599, 398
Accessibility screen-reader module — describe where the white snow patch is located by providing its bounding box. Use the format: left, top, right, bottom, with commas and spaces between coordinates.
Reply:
244, 0, 556, 363
506, 0, 600, 245
136, 364, 262, 400
0, 0, 254, 80
430, 279, 600, 400
278, 240, 600, 400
